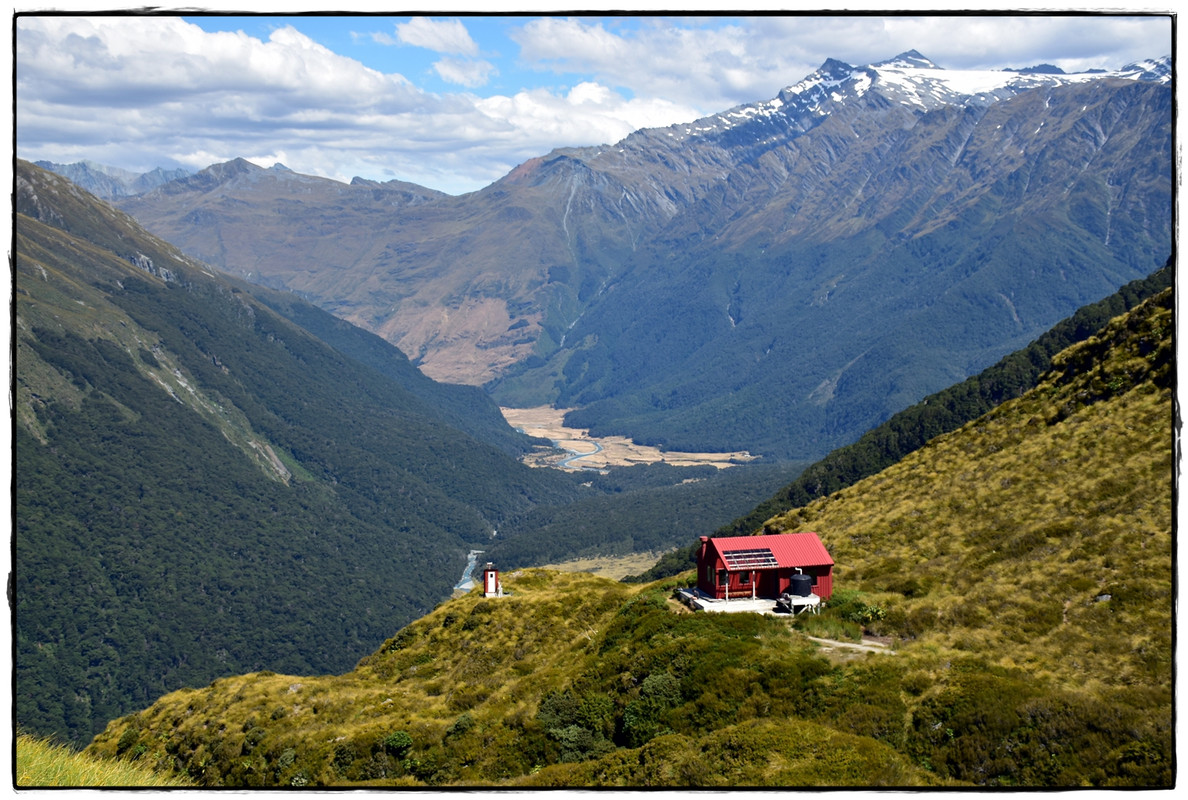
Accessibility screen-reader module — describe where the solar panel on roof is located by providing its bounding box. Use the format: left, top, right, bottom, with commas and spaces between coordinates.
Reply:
722, 547, 778, 570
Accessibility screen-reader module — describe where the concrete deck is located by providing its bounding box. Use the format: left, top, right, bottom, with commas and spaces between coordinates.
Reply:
676, 587, 821, 615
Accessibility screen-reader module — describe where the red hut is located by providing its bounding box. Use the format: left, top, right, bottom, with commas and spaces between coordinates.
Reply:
696, 532, 833, 602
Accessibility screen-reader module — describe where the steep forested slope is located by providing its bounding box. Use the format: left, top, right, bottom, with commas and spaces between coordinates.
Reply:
85, 288, 1172, 788
13, 160, 585, 744
240, 282, 543, 459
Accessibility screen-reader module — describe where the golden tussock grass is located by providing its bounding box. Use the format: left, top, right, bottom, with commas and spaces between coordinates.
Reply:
765, 297, 1173, 693
16, 733, 192, 787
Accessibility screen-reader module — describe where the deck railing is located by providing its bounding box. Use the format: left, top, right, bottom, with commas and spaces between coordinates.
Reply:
722, 588, 767, 600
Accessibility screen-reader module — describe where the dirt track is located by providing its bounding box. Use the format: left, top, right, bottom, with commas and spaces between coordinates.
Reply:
807, 636, 894, 654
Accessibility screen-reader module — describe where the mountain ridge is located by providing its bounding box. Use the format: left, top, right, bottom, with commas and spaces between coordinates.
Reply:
111, 53, 1172, 459
34, 159, 191, 200
535, 72, 1170, 457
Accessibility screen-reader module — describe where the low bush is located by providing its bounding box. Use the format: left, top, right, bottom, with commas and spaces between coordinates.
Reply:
793, 613, 862, 641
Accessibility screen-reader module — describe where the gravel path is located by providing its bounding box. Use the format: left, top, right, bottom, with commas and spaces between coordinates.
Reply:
806, 636, 894, 654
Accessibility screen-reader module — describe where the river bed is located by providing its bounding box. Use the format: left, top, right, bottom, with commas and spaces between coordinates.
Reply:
454, 549, 484, 591
500, 406, 754, 470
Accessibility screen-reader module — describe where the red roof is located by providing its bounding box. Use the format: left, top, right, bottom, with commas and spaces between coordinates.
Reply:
708, 532, 833, 570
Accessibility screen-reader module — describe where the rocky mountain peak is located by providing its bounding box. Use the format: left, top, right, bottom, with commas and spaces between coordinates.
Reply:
1006, 63, 1065, 75
32, 158, 191, 200
873, 49, 941, 69
765, 52, 1174, 119
1118, 56, 1172, 82
179, 156, 263, 190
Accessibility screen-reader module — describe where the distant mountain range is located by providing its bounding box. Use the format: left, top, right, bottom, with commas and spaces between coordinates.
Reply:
94, 52, 1171, 460
34, 159, 191, 199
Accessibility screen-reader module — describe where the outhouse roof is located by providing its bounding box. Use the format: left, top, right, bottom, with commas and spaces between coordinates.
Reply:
709, 532, 833, 570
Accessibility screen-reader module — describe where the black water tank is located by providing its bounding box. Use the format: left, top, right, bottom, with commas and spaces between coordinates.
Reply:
789, 574, 812, 596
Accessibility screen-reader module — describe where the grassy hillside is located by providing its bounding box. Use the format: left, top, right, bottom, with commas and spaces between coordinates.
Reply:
83, 289, 1172, 787
86, 571, 942, 788
767, 287, 1172, 676
16, 734, 192, 788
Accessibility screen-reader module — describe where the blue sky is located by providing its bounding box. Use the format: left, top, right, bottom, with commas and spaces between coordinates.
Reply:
15, 11, 1174, 195
182, 15, 628, 98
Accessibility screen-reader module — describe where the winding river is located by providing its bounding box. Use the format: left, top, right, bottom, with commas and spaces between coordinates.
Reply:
556, 439, 605, 470
454, 549, 484, 591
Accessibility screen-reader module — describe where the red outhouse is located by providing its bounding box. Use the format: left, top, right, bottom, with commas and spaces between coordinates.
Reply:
481, 562, 503, 598
696, 532, 833, 601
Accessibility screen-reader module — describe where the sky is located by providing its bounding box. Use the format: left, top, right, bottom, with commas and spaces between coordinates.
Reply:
12, 6, 1175, 195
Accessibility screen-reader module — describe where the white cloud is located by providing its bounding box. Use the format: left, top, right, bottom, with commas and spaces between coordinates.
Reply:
18, 17, 416, 110
394, 17, 479, 56
433, 57, 497, 88
512, 18, 785, 109
514, 17, 630, 65
474, 83, 699, 150
16, 16, 501, 191
365, 30, 398, 47
566, 81, 617, 107
509, 17, 828, 115
14, 14, 709, 194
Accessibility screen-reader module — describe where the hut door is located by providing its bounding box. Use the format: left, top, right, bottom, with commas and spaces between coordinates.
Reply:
758, 570, 780, 598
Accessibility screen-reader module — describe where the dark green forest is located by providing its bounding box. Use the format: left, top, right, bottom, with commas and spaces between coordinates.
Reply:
14, 276, 574, 742
248, 285, 541, 459
14, 161, 591, 743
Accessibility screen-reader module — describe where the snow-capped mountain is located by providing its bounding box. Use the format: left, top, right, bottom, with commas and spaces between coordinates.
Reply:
116, 52, 1173, 459
657, 51, 1171, 142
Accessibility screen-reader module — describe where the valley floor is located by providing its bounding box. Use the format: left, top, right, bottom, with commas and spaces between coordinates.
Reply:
501, 406, 755, 470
